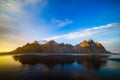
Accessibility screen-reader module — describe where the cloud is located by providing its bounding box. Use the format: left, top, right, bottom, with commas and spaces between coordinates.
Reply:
51, 18, 73, 27
51, 31, 95, 40
24, 0, 47, 5
100, 38, 120, 53
0, 0, 48, 34
45, 23, 120, 40
85, 23, 113, 31
0, 0, 49, 52
45, 30, 94, 40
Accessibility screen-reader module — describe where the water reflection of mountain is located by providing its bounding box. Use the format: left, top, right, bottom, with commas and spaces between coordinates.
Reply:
13, 55, 108, 71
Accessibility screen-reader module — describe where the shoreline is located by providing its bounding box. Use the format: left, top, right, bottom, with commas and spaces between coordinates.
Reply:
0, 52, 115, 56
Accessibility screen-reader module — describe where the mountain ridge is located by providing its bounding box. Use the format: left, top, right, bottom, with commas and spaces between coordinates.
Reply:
11, 39, 110, 53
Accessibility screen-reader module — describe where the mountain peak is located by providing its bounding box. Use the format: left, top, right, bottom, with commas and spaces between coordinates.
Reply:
88, 39, 94, 43
76, 39, 108, 53
33, 40, 39, 44
80, 41, 89, 47
46, 40, 56, 44
49, 40, 56, 43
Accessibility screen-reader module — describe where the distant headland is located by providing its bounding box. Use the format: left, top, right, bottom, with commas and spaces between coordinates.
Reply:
9, 39, 110, 54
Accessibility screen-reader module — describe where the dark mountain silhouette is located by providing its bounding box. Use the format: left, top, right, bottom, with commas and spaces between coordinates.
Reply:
11, 39, 109, 53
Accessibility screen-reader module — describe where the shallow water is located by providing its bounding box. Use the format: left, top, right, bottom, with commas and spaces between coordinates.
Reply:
0, 54, 120, 80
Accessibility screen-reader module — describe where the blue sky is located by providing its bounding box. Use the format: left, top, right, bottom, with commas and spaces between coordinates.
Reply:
0, 0, 120, 52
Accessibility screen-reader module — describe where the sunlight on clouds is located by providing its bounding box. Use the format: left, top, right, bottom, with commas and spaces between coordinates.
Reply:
0, 37, 29, 52
0, 0, 49, 52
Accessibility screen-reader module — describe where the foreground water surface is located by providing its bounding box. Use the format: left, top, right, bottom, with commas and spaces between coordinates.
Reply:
0, 53, 120, 80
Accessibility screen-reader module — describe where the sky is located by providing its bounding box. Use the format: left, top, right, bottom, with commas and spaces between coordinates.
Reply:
0, 0, 120, 53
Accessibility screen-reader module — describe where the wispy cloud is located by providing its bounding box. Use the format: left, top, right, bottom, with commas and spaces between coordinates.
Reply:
45, 23, 120, 40
0, 0, 48, 52
85, 23, 113, 31
0, 0, 46, 36
51, 18, 73, 27
24, 0, 47, 5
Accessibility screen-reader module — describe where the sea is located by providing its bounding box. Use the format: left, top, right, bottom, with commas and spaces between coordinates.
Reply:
0, 53, 120, 80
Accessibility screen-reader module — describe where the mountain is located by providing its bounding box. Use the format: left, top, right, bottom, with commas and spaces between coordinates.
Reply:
42, 40, 75, 53
12, 41, 43, 53
76, 39, 108, 53
11, 39, 109, 53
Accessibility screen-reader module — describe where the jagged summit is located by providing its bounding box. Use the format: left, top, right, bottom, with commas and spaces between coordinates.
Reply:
76, 39, 107, 53
44, 40, 57, 44
11, 39, 109, 53
32, 41, 40, 44
88, 39, 94, 42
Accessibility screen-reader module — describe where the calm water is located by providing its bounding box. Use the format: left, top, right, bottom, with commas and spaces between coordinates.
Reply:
0, 54, 120, 80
